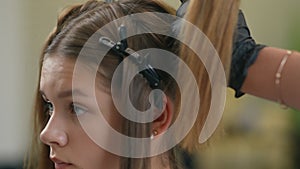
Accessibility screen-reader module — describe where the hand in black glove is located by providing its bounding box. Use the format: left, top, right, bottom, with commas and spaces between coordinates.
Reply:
173, 1, 266, 98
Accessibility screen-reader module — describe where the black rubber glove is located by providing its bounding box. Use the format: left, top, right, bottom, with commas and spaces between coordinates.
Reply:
173, 1, 266, 98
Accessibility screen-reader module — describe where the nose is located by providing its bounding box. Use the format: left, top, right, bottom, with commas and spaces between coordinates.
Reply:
40, 114, 68, 147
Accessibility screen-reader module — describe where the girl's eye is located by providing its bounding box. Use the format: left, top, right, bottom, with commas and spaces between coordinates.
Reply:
43, 101, 54, 116
71, 103, 88, 116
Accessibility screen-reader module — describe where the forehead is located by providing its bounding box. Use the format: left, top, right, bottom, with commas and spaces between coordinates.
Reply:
40, 55, 97, 95
41, 56, 74, 87
41, 55, 75, 76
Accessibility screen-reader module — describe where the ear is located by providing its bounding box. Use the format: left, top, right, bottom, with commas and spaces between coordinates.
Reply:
151, 96, 174, 137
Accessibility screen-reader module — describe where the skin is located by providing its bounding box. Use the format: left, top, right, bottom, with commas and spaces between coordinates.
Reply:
242, 47, 300, 110
40, 52, 174, 169
39, 55, 121, 169
39, 54, 174, 169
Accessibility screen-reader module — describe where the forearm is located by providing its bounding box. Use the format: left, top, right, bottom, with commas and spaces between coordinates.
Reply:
241, 47, 300, 110
174, 2, 300, 109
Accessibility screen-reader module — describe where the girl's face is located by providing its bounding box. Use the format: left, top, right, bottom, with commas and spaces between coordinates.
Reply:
39, 55, 121, 169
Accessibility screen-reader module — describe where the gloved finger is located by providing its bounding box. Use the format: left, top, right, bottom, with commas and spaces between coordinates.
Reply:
234, 10, 252, 45
176, 0, 189, 17
180, 0, 188, 3
173, 0, 190, 35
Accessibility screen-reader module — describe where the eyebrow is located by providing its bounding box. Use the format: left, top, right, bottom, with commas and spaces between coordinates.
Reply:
58, 89, 89, 98
39, 89, 88, 99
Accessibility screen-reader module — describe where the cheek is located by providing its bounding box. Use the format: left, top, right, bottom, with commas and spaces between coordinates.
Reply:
71, 126, 120, 168
95, 90, 123, 133
101, 104, 123, 132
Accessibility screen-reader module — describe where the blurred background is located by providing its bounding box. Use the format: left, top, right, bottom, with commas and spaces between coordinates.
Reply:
0, 0, 299, 168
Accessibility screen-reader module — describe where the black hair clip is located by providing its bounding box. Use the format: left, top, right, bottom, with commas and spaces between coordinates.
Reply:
99, 25, 163, 110
99, 25, 161, 89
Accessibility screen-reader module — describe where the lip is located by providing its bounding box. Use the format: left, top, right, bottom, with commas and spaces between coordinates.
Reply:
50, 157, 73, 169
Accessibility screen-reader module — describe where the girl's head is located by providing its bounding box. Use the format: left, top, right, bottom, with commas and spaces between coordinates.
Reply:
30, 1, 180, 169
25, 0, 239, 169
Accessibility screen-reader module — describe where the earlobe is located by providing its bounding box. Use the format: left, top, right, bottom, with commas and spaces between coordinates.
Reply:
151, 96, 174, 137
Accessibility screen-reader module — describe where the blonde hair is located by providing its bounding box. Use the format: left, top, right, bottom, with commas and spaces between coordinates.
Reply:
179, 0, 240, 152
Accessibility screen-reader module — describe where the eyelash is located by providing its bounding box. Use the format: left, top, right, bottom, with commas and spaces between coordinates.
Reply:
43, 100, 54, 116
70, 103, 88, 116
